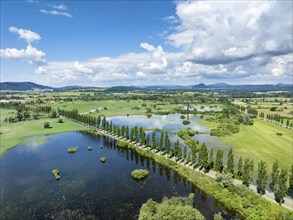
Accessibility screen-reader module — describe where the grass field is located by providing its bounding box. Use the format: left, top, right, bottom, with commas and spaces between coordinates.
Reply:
0, 115, 87, 157
220, 119, 292, 172
51, 100, 177, 117
0, 109, 16, 121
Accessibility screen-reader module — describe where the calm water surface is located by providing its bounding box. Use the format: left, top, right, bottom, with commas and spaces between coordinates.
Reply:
107, 114, 229, 149
0, 131, 238, 220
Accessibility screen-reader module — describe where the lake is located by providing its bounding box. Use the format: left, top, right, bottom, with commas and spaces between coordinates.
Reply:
0, 131, 238, 219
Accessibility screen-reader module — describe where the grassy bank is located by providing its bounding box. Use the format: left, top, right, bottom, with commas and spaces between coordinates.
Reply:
115, 141, 291, 219
0, 115, 87, 157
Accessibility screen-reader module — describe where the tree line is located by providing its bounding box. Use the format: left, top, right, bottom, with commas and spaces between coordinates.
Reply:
58, 109, 293, 206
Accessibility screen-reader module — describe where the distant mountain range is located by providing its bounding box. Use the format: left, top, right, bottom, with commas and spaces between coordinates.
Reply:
0, 81, 292, 91
191, 83, 292, 90
0, 82, 53, 91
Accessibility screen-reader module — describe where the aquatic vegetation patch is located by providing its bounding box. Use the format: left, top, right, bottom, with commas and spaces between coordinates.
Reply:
182, 120, 191, 125
68, 147, 78, 153
52, 169, 61, 180
131, 169, 149, 180
87, 146, 92, 151
100, 157, 106, 163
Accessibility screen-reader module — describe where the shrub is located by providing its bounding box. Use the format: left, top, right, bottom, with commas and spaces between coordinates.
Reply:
100, 157, 106, 163
276, 133, 283, 136
213, 212, 224, 220
57, 118, 64, 123
48, 110, 58, 118
138, 193, 205, 220
87, 146, 92, 151
43, 122, 50, 129
216, 172, 234, 188
132, 169, 149, 180
68, 147, 78, 153
210, 123, 239, 136
52, 169, 61, 180
180, 115, 185, 119
116, 141, 129, 148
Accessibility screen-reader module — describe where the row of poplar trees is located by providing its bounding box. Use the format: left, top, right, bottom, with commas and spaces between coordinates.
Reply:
59, 109, 293, 205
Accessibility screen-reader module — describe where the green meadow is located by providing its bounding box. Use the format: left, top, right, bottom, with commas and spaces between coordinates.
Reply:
51, 99, 177, 116
0, 114, 87, 157
220, 119, 292, 172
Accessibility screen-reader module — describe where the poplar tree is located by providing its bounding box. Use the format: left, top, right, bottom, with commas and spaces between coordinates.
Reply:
102, 116, 106, 130
97, 116, 101, 128
257, 160, 268, 194
152, 131, 156, 148
275, 168, 288, 205
243, 158, 252, 185
159, 133, 164, 151
272, 160, 279, 186
165, 134, 170, 154
178, 145, 182, 160
209, 148, 214, 169
215, 149, 224, 172
146, 134, 150, 147
174, 140, 180, 159
289, 164, 293, 190
183, 146, 188, 160
238, 157, 243, 176
227, 148, 234, 175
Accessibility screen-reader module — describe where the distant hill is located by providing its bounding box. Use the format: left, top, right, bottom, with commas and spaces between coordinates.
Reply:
105, 86, 142, 92
0, 82, 53, 91
191, 83, 292, 90
55, 85, 88, 91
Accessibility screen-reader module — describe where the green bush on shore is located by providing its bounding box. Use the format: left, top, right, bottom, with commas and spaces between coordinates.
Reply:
131, 169, 149, 180
139, 193, 205, 220
116, 141, 129, 148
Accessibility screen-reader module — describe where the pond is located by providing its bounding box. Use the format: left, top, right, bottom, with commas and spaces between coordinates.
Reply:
107, 114, 229, 150
181, 105, 222, 112
0, 131, 238, 220
107, 113, 211, 132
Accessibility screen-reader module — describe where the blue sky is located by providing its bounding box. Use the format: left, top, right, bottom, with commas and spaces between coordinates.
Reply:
1, 0, 292, 86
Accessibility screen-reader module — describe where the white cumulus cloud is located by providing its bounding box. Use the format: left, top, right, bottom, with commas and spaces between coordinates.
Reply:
1, 45, 46, 63
73, 61, 94, 74
9, 26, 41, 44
